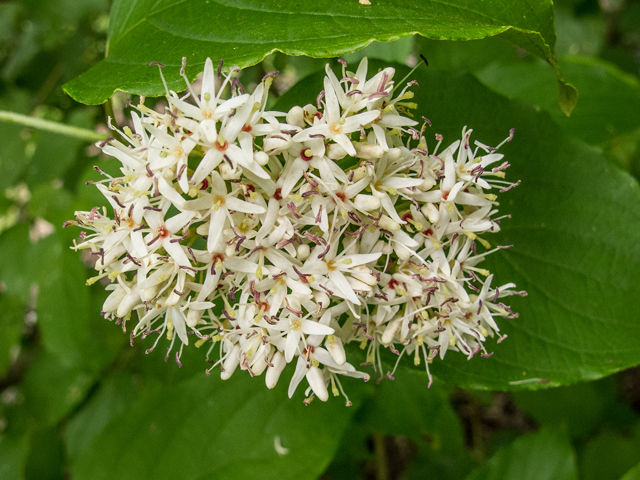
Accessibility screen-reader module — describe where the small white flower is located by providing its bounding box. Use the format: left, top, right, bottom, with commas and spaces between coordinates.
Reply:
70, 57, 522, 404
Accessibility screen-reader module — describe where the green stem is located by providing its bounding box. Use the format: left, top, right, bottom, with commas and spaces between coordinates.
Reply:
373, 432, 389, 480
0, 110, 107, 143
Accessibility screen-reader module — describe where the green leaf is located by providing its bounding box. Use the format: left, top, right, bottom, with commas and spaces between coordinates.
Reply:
64, 0, 562, 105
0, 432, 30, 480
25, 108, 98, 187
20, 351, 94, 426
23, 425, 66, 480
476, 55, 640, 144
512, 376, 637, 438
359, 367, 462, 447
620, 462, 640, 480
32, 234, 123, 372
465, 427, 578, 480
65, 374, 140, 461
358, 367, 473, 480
0, 294, 24, 376
276, 64, 640, 390
71, 372, 364, 480
579, 423, 640, 480
0, 89, 32, 190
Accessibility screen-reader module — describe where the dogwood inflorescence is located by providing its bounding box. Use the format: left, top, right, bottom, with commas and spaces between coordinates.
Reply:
67, 57, 525, 405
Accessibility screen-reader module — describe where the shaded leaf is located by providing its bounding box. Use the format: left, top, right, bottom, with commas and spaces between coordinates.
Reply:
579, 423, 640, 480
0, 432, 30, 480
620, 462, 640, 480
476, 55, 640, 144
512, 376, 637, 438
465, 427, 578, 480
71, 372, 365, 480
0, 294, 24, 376
20, 351, 94, 426
65, 374, 141, 461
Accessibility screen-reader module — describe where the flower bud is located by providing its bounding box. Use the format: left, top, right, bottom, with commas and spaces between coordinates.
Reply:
95, 244, 126, 270
387, 148, 402, 161
326, 142, 348, 160
116, 288, 141, 318
286, 106, 305, 128
354, 142, 385, 160
353, 194, 381, 212
381, 319, 401, 345
306, 366, 329, 402
297, 243, 310, 261
221, 344, 241, 380
254, 151, 269, 166
266, 351, 286, 389
187, 308, 203, 328
220, 161, 242, 180
326, 335, 346, 365
314, 291, 330, 309
103, 287, 126, 313
421, 202, 439, 224
378, 214, 401, 232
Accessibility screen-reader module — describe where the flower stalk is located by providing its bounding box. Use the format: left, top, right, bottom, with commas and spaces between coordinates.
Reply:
0, 110, 107, 142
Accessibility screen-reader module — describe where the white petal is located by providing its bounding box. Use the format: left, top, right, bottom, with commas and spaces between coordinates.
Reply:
192, 149, 223, 186
287, 356, 309, 398
170, 306, 189, 345
224, 196, 267, 214
300, 319, 334, 336
285, 331, 300, 363
201, 58, 216, 102
207, 208, 227, 252
329, 270, 360, 305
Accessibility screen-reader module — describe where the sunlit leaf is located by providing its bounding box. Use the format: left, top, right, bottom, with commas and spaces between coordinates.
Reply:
64, 0, 566, 105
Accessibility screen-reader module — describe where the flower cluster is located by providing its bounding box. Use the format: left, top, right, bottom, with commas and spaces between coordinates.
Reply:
67, 57, 525, 404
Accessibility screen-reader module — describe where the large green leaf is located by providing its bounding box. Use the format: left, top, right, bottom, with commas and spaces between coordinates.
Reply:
579, 423, 640, 480
275, 64, 640, 390
0, 432, 30, 480
465, 427, 578, 480
63, 0, 575, 109
621, 462, 640, 480
71, 372, 365, 480
476, 55, 640, 145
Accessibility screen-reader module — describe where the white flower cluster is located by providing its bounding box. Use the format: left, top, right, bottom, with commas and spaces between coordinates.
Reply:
68, 57, 525, 405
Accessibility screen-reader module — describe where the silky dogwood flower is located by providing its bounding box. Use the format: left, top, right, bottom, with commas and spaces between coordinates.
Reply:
68, 56, 524, 405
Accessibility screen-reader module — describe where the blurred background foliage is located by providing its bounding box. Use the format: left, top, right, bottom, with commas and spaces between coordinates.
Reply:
0, 0, 640, 479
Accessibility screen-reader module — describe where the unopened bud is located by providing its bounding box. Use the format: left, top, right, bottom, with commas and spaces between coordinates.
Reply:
286, 106, 305, 128
421, 202, 439, 224
353, 194, 381, 212
327, 142, 348, 160
378, 215, 401, 232
266, 351, 287, 389
254, 151, 269, 166
306, 366, 329, 402
221, 345, 241, 380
